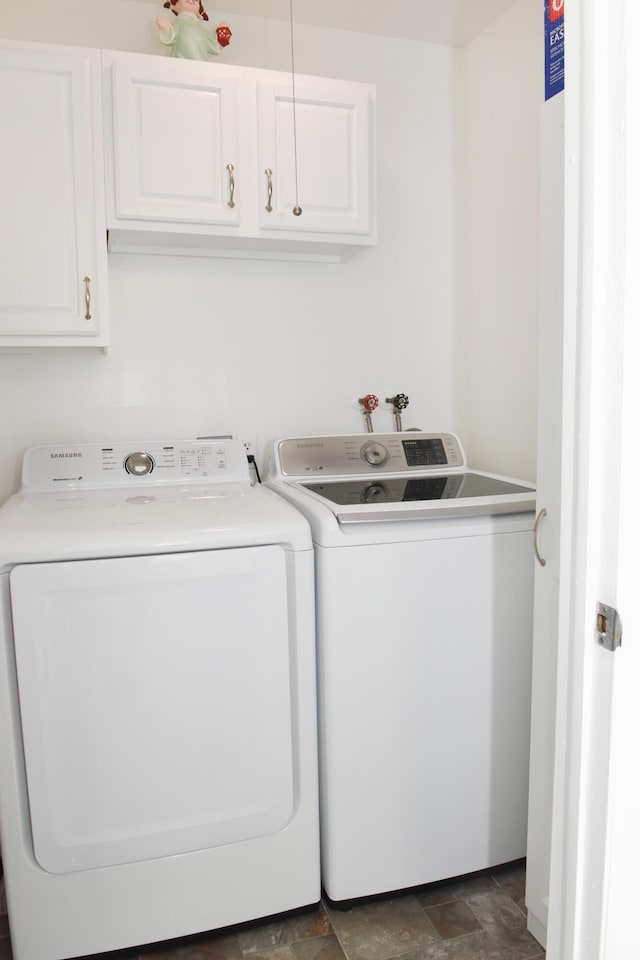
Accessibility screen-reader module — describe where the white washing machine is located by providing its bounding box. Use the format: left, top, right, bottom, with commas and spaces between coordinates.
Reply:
266, 432, 535, 902
0, 438, 319, 960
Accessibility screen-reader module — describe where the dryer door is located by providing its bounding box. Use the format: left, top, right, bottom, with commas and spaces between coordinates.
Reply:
9, 547, 294, 874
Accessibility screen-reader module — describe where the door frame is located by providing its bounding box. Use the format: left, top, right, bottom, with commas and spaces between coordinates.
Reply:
546, 1, 639, 956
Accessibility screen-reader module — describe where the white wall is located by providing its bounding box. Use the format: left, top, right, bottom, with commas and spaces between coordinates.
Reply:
0, 0, 540, 503
458, 0, 541, 479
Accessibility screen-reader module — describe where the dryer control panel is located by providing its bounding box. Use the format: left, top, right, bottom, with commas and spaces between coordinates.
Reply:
275, 433, 465, 478
21, 439, 250, 491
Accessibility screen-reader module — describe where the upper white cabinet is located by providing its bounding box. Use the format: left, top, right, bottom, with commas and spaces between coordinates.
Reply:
111, 58, 240, 227
103, 52, 376, 262
257, 78, 372, 237
0, 41, 109, 349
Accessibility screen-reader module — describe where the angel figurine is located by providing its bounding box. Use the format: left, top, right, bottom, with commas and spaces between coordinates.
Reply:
155, 0, 232, 61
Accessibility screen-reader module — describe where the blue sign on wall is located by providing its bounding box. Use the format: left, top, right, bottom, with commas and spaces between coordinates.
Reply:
545, 0, 565, 100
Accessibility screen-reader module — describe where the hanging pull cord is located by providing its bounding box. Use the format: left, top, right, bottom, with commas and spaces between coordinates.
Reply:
290, 0, 302, 216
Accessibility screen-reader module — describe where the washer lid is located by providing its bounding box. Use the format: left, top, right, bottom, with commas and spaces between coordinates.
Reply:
267, 433, 535, 528
300, 472, 532, 506
292, 475, 535, 525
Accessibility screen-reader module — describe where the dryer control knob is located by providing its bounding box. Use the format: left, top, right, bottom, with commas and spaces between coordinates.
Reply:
124, 451, 155, 477
360, 441, 389, 467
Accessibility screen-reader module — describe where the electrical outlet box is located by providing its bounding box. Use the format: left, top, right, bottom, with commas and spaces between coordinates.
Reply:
237, 435, 257, 458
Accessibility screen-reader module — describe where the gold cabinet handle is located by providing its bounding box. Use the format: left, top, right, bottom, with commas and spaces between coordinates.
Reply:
83, 276, 92, 321
226, 163, 235, 208
534, 507, 547, 567
265, 168, 273, 212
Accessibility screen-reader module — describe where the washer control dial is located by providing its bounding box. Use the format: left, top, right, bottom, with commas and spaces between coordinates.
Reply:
360, 441, 389, 467
124, 451, 155, 477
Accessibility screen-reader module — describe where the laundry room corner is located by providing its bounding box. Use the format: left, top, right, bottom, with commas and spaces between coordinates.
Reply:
455, 0, 542, 482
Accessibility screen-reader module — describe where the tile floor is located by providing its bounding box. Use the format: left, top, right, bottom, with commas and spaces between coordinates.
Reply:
0, 860, 544, 960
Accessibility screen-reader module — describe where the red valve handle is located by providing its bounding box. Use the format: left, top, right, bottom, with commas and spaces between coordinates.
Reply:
360, 394, 379, 412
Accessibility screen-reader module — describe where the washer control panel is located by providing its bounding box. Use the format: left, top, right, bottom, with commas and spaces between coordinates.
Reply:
276, 433, 465, 477
21, 439, 250, 491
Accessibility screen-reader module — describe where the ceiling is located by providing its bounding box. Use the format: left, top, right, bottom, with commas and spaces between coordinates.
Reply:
210, 0, 519, 48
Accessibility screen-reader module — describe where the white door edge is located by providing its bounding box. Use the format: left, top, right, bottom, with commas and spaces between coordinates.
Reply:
547, 1, 637, 956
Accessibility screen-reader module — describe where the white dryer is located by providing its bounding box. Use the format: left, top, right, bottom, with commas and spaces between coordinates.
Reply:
0, 439, 319, 960
266, 432, 535, 903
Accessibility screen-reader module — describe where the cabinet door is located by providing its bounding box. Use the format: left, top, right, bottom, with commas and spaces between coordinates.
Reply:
111, 59, 239, 226
0, 44, 107, 345
525, 92, 565, 950
257, 79, 374, 236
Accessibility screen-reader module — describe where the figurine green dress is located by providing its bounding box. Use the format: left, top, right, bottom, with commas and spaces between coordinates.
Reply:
157, 12, 221, 60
